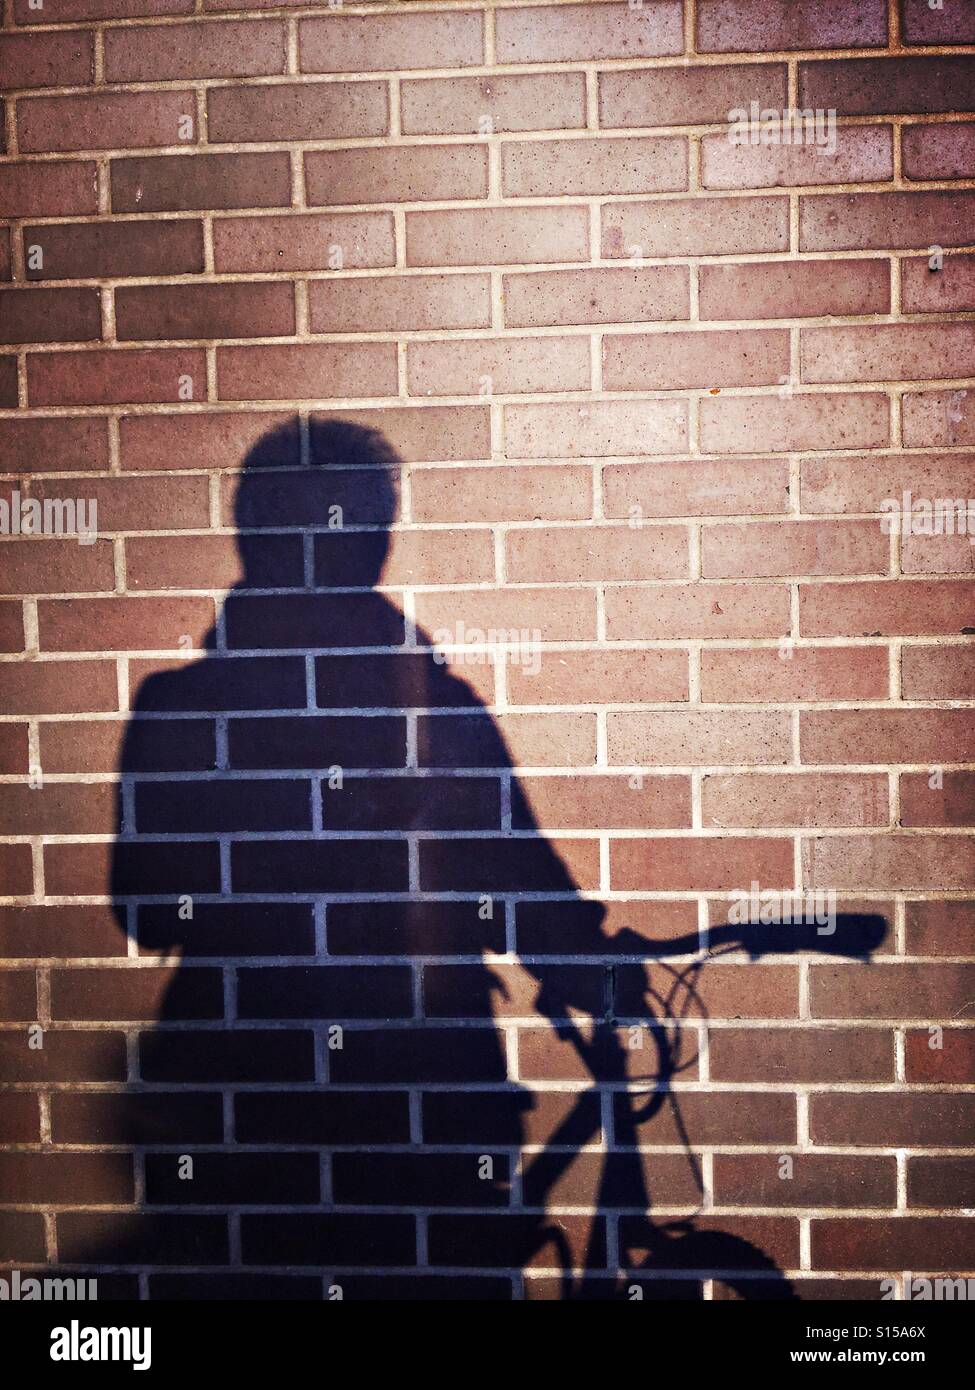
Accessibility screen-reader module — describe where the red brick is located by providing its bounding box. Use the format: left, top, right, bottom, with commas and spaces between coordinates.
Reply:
802, 709, 975, 764
701, 393, 890, 453
0, 161, 98, 219
306, 145, 488, 206
503, 136, 687, 198
811, 1093, 974, 1147
115, 282, 295, 342
904, 899, 975, 956
0, 782, 114, 836
506, 523, 688, 582
362, 465, 581, 525
901, 253, 975, 314
800, 191, 975, 250
119, 410, 293, 471
801, 452, 975, 514
38, 596, 214, 653
506, 400, 687, 457
908, 1158, 975, 1210
701, 646, 890, 702
608, 710, 792, 765
0, 723, 29, 773
309, 274, 492, 333
702, 127, 892, 190
313, 406, 489, 464
698, 0, 887, 51
0, 539, 114, 595
606, 582, 790, 639
408, 336, 590, 396
111, 152, 292, 213
40, 717, 214, 774
800, 580, 975, 637
804, 834, 975, 890
699, 259, 890, 320
401, 73, 585, 136
0, 660, 118, 715
33, 474, 209, 533
14, 0, 191, 16
513, 648, 689, 707
516, 774, 691, 830
709, 1026, 894, 1082
901, 771, 975, 828
0, 844, 34, 898
207, 81, 387, 144
905, 1027, 975, 1083
901, 644, 975, 700
24, 218, 203, 281
902, 0, 975, 43
415, 587, 597, 644
599, 62, 787, 128
300, 11, 483, 72
0, 29, 94, 89
0, 355, 18, 407
504, 265, 689, 328
0, 288, 101, 345
104, 19, 286, 81
18, 90, 199, 153
603, 196, 789, 258
702, 519, 888, 578
408, 206, 589, 267
903, 390, 975, 449
803, 323, 975, 384
715, 1153, 896, 1208
212, 212, 393, 273
800, 56, 975, 116
903, 122, 975, 181
28, 347, 206, 407
703, 773, 889, 829
498, 3, 683, 62
217, 343, 397, 402
604, 458, 790, 518
604, 328, 789, 391
611, 836, 794, 892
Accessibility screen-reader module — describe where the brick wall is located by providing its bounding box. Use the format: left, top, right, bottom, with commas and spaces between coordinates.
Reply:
1, 0, 973, 1301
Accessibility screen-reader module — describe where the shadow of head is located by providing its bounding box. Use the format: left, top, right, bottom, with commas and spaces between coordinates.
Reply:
233, 415, 402, 591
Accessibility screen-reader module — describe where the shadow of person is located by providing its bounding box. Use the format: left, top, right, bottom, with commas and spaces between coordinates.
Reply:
59, 416, 886, 1301
79, 415, 598, 1298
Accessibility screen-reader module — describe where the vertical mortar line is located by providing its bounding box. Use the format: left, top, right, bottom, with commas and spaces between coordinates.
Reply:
205, 345, 218, 401
286, 15, 299, 75
113, 537, 126, 592
93, 156, 111, 215
491, 268, 504, 330
393, 206, 407, 267
890, 252, 901, 317
490, 398, 503, 461
388, 76, 401, 138
585, 67, 598, 130
684, 0, 697, 54
291, 148, 305, 208
892, 120, 904, 189
101, 284, 116, 343
591, 329, 602, 391
488, 138, 502, 199
397, 340, 408, 397
3, 94, 16, 158
294, 278, 309, 335
483, 2, 495, 65
688, 133, 701, 193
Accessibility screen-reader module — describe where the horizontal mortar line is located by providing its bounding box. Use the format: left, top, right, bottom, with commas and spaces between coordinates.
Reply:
10, 40, 975, 93
18, 309, 972, 346
31, 822, 975, 839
